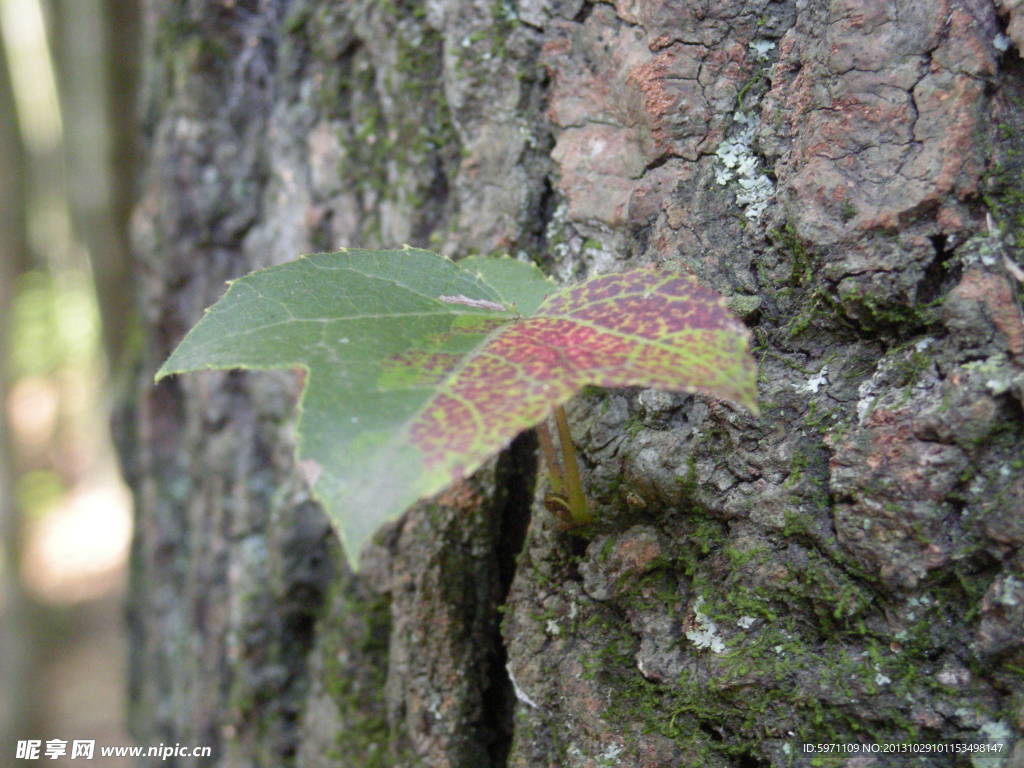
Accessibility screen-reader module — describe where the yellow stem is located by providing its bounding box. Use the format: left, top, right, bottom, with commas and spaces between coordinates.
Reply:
554, 404, 590, 524
536, 419, 565, 497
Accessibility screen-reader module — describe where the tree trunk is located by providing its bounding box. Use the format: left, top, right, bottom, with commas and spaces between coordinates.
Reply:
44, 0, 140, 365
0, 20, 33, 748
125, 0, 1024, 766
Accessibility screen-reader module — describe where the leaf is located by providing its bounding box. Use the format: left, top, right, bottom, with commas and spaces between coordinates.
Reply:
157, 247, 758, 566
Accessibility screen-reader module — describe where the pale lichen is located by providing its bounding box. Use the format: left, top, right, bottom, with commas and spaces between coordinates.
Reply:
686, 597, 726, 653
748, 39, 776, 61
796, 364, 829, 394
714, 112, 775, 221
507, 663, 539, 709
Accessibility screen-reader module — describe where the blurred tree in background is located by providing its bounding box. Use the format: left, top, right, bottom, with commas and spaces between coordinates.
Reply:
1, 11, 31, 747
0, 0, 138, 757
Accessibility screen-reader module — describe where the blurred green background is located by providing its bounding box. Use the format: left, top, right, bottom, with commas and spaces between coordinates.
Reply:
1, 0, 139, 762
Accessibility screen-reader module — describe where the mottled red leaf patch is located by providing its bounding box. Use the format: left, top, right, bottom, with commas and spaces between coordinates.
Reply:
405, 268, 757, 471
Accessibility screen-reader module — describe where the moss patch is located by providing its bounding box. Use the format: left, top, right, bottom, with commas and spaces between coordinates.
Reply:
320, 582, 394, 767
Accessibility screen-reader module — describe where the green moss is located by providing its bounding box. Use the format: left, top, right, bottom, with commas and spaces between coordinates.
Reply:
676, 517, 727, 576
783, 293, 836, 339
320, 584, 394, 767
451, 2, 519, 71
576, 613, 716, 759
308, 0, 460, 245
726, 294, 764, 319
282, 3, 312, 34
589, 612, 925, 758
781, 510, 812, 537
770, 223, 815, 288
802, 400, 844, 436
563, 503, 991, 766
983, 127, 1024, 253
779, 551, 873, 631
392, 26, 457, 155
675, 454, 699, 494
736, 71, 768, 112
839, 282, 943, 331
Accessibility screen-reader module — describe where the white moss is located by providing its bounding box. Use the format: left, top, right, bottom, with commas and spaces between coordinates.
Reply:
686, 597, 726, 653
507, 663, 539, 709
979, 721, 1012, 741
996, 575, 1022, 607
973, 721, 1013, 768
960, 217, 1005, 267
748, 39, 776, 61
598, 743, 625, 767
714, 112, 775, 221
797, 364, 829, 394
964, 354, 1017, 396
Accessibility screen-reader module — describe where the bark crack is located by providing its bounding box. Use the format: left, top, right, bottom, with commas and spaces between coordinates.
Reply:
481, 430, 537, 766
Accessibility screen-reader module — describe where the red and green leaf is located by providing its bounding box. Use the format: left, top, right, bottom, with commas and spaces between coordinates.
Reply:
157, 247, 757, 566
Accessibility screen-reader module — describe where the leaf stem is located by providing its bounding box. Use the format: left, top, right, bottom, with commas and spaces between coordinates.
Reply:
553, 404, 590, 524
536, 420, 565, 497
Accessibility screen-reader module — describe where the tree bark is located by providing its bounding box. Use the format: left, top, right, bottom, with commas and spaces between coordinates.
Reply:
125, 0, 1024, 766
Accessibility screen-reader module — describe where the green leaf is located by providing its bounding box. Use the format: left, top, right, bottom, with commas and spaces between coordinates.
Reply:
157, 247, 758, 566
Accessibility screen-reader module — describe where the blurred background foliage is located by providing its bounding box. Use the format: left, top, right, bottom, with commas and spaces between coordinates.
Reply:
1, 0, 139, 759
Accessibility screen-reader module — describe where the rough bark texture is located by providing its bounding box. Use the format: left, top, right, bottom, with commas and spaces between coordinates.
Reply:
125, 0, 1024, 766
